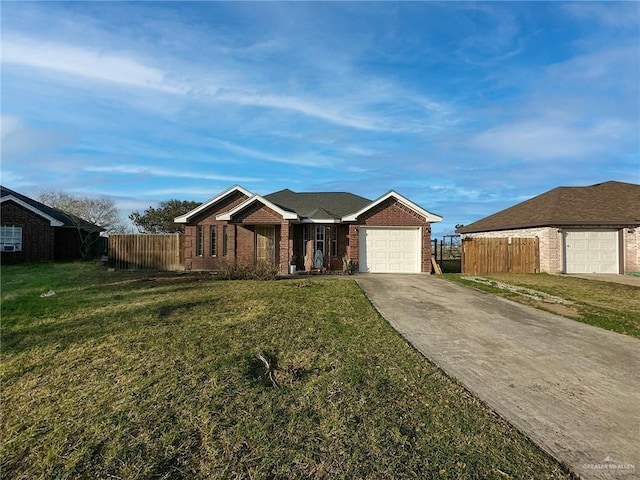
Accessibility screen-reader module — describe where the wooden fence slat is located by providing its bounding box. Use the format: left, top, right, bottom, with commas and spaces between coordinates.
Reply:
108, 234, 185, 271
462, 237, 538, 274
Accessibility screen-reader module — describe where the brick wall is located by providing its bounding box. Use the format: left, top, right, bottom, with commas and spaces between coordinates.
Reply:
1, 201, 55, 262
359, 198, 426, 226
185, 197, 289, 272
233, 203, 283, 224
623, 228, 639, 273
184, 191, 249, 270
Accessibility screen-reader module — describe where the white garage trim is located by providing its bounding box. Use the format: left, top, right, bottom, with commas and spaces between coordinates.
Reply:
564, 230, 619, 274
359, 227, 421, 273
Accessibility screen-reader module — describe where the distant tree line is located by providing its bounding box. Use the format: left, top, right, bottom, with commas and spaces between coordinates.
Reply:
38, 191, 199, 234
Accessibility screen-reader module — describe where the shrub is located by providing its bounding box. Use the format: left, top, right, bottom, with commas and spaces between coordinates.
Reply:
217, 262, 279, 280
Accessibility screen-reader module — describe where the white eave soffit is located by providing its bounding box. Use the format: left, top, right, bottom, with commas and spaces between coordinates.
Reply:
341, 191, 443, 223
174, 185, 253, 223
0, 196, 65, 227
216, 194, 299, 221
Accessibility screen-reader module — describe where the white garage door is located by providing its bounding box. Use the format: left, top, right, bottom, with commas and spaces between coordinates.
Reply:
359, 227, 421, 273
564, 230, 619, 274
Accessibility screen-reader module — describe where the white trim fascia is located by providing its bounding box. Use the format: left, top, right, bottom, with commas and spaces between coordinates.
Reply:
0, 195, 65, 226
216, 194, 299, 221
174, 185, 253, 223
342, 190, 443, 223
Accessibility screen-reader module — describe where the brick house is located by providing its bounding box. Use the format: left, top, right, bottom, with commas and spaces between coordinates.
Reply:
1, 186, 104, 263
175, 185, 442, 274
457, 181, 640, 274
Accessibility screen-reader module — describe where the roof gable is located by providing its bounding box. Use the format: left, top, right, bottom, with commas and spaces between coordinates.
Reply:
342, 190, 443, 223
1, 185, 103, 231
216, 194, 299, 221
457, 181, 640, 234
174, 185, 253, 223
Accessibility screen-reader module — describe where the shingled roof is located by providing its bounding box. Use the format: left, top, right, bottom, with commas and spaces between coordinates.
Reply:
1, 186, 104, 232
457, 181, 640, 234
264, 189, 372, 220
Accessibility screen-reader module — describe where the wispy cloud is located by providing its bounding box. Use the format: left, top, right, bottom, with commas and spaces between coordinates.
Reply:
84, 164, 261, 183
208, 138, 332, 167
2, 36, 184, 94
2, 32, 457, 134
0, 114, 68, 163
563, 2, 640, 28
469, 118, 629, 160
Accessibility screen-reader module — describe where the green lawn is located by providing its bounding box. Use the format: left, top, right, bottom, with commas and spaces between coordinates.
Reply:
443, 273, 640, 338
1, 262, 573, 479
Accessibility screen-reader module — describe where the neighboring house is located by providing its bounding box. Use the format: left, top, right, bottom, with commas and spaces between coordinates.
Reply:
175, 185, 442, 274
457, 181, 640, 274
1, 186, 104, 263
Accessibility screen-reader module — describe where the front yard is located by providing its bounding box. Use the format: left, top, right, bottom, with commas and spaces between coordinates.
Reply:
444, 273, 640, 338
1, 263, 573, 479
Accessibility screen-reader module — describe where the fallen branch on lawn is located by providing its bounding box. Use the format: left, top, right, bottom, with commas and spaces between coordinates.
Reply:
257, 353, 280, 389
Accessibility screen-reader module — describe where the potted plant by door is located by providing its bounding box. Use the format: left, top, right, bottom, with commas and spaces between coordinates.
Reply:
289, 255, 297, 275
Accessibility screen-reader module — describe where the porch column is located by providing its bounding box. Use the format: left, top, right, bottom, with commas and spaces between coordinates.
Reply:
348, 225, 359, 266
279, 222, 290, 274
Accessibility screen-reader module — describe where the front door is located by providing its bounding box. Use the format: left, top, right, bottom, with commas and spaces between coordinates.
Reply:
255, 226, 276, 264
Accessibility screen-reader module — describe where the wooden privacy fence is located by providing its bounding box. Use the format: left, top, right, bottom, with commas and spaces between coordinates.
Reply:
462, 237, 539, 274
108, 234, 185, 271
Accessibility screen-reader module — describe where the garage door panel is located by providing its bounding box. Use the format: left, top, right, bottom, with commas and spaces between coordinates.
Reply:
564, 230, 618, 274
360, 227, 421, 273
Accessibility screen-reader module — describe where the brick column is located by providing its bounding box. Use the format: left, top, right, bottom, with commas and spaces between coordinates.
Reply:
279, 222, 290, 274
348, 225, 359, 267
422, 224, 432, 273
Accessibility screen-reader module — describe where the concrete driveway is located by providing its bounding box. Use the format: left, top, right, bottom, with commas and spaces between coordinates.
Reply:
356, 274, 639, 480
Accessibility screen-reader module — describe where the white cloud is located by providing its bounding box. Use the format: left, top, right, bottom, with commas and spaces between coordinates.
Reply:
2, 36, 184, 94
208, 138, 330, 167
469, 118, 629, 160
0, 170, 28, 186
563, 3, 640, 28
84, 164, 261, 183
0, 114, 67, 162
2, 33, 457, 134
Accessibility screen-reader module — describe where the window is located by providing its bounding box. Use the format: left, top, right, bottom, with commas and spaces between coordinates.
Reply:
195, 225, 203, 256
331, 227, 338, 256
222, 225, 228, 257
315, 226, 324, 253
209, 226, 217, 257
1, 226, 22, 252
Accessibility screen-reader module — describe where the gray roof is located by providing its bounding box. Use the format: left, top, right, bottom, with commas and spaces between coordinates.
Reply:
457, 181, 640, 234
264, 189, 371, 220
1, 185, 104, 232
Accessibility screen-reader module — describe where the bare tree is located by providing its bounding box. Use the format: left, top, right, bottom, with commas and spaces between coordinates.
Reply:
37, 190, 126, 233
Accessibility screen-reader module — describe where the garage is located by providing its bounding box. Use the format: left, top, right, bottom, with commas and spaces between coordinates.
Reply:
359, 227, 421, 273
564, 230, 619, 274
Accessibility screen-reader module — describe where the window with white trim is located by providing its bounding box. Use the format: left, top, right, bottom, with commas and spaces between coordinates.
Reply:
1, 226, 23, 252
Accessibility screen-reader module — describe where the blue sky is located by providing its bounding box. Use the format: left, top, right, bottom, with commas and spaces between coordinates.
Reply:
2, 1, 639, 235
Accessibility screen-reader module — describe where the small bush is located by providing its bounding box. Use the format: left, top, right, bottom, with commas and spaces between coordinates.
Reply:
217, 262, 279, 280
